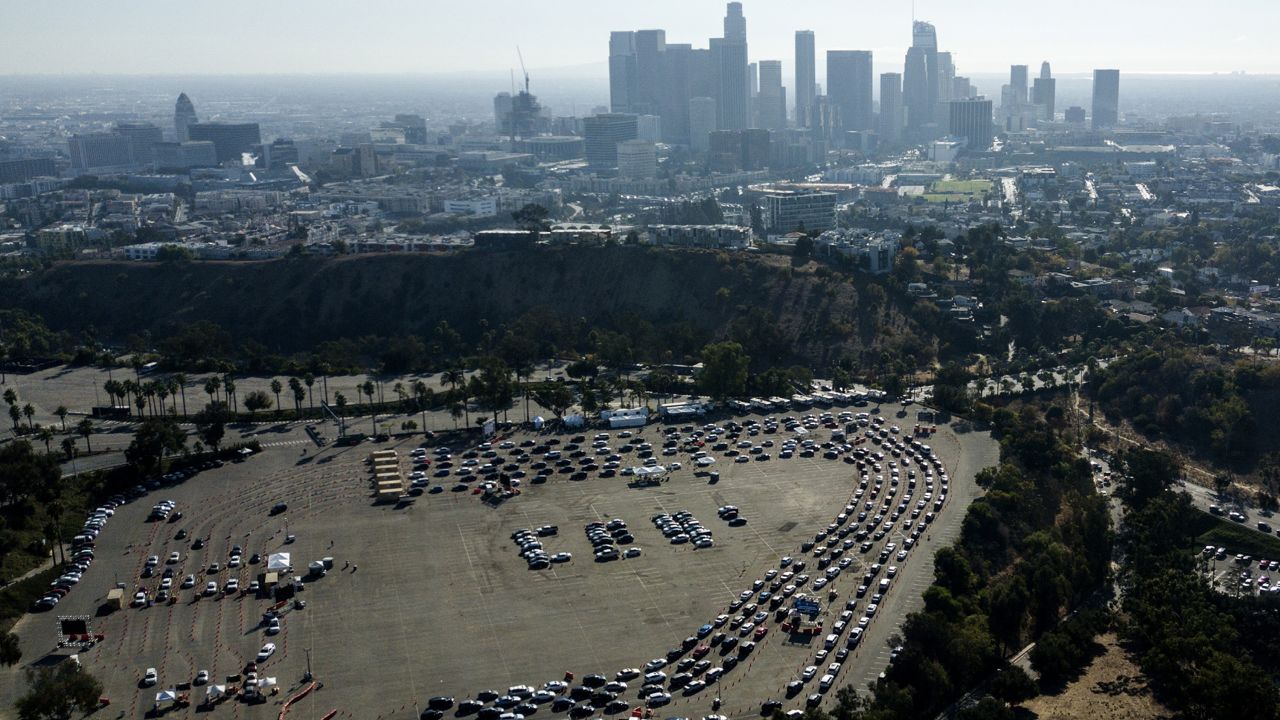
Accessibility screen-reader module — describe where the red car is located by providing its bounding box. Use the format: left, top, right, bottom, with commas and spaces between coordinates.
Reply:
692, 644, 710, 659
753, 625, 769, 639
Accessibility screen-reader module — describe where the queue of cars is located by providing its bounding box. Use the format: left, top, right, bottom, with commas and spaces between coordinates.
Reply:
34, 498, 129, 611
419, 409, 951, 719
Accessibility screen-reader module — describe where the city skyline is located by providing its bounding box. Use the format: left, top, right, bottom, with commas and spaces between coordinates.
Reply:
6, 0, 1280, 77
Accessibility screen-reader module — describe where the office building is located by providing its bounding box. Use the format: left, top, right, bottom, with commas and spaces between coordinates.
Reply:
115, 122, 163, 165
689, 97, 717, 152
0, 158, 57, 183
617, 140, 657, 178
254, 139, 300, 170
953, 76, 974, 100
1092, 69, 1120, 130
154, 141, 218, 169
174, 92, 197, 142
609, 31, 637, 112
937, 52, 955, 103
393, 114, 429, 144
795, 31, 816, 128
1065, 106, 1087, 125
583, 113, 639, 170
827, 50, 874, 132
707, 129, 770, 172
187, 122, 262, 163
68, 132, 133, 170
756, 60, 787, 131
948, 98, 994, 149
659, 43, 692, 145
904, 21, 939, 130
749, 62, 758, 98
1032, 67, 1056, 122
716, 3, 749, 130
878, 73, 903, 144
494, 93, 513, 130
633, 29, 667, 116
1010, 65, 1029, 105
763, 189, 837, 233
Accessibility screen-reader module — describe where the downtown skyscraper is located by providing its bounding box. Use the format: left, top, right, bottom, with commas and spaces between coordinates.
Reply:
903, 21, 939, 131
715, 2, 750, 130
794, 30, 815, 128
827, 50, 874, 132
1092, 69, 1120, 130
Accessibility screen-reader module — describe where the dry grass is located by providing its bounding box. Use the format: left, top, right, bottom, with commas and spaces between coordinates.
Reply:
1022, 633, 1172, 720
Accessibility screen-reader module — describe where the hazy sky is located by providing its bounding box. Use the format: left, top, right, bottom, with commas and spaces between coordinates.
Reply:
5, 0, 1279, 77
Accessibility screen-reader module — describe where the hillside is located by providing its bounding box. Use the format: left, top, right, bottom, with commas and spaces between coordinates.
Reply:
0, 247, 930, 372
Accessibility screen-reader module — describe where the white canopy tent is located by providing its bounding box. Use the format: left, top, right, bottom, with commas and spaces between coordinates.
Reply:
155, 689, 177, 704
205, 685, 226, 700
267, 553, 291, 571
632, 466, 667, 478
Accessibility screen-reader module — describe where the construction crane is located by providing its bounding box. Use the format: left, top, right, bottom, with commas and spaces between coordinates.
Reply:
517, 46, 530, 94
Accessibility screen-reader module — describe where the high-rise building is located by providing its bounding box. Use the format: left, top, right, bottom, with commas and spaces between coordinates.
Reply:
609, 31, 638, 112
186, 122, 262, 163
948, 98, 993, 149
115, 122, 163, 166
827, 51, 874, 132
1032, 62, 1056, 122
583, 113, 639, 170
937, 52, 955, 103
795, 31, 816, 128
255, 139, 300, 170
953, 77, 974, 99
749, 63, 758, 98
1010, 65, 1029, 105
68, 133, 133, 170
716, 3, 749, 130
494, 93, 513, 130
903, 21, 939, 130
757, 60, 787, 131
1065, 106, 1087, 125
633, 30, 667, 115
689, 97, 717, 152
878, 73, 903, 144
617, 140, 657, 178
659, 43, 693, 144
174, 93, 197, 142
763, 189, 837, 233
1092, 69, 1120, 130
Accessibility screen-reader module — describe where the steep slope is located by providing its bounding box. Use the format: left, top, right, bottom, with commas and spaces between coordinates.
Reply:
1, 247, 922, 369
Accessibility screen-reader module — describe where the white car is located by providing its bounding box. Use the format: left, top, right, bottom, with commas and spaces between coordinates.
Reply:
667, 462, 683, 471
256, 643, 276, 661
167, 551, 181, 564
204, 581, 218, 596
143, 667, 158, 686
228, 555, 242, 568
266, 617, 281, 635
224, 579, 239, 594
181, 575, 196, 589
132, 591, 147, 607
194, 669, 209, 685
801, 665, 818, 681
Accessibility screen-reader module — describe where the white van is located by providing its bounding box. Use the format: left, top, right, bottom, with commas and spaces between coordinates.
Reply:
824, 633, 838, 650
819, 674, 835, 691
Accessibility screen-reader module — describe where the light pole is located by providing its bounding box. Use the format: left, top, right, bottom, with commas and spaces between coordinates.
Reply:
304, 647, 312, 682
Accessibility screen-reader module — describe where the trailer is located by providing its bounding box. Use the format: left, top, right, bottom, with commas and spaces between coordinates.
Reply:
106, 588, 124, 611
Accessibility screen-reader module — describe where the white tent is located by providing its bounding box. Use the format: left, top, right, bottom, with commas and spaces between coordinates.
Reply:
155, 689, 177, 704
267, 553, 291, 571
633, 466, 666, 477
205, 685, 226, 700
696, 456, 716, 466
532, 416, 545, 430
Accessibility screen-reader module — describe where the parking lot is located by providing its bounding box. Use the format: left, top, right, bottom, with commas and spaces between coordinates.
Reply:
2, 402, 996, 719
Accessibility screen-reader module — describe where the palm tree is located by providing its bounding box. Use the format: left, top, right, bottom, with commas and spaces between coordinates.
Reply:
204, 376, 221, 407
21, 403, 34, 430
450, 402, 464, 429
60, 437, 76, 460
8, 405, 20, 432
2, 388, 16, 407
288, 377, 304, 417
394, 382, 407, 412
223, 375, 237, 413
303, 373, 315, 410
174, 373, 189, 416
443, 367, 464, 403
55, 405, 68, 432
37, 426, 53, 453
361, 380, 377, 434
76, 418, 93, 452
413, 380, 430, 433
157, 384, 170, 416
334, 391, 347, 414
270, 379, 283, 417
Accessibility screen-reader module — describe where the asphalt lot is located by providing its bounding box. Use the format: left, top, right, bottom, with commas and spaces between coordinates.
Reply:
2, 402, 996, 720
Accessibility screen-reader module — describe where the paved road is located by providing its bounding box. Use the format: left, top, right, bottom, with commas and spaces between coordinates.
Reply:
843, 421, 999, 696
